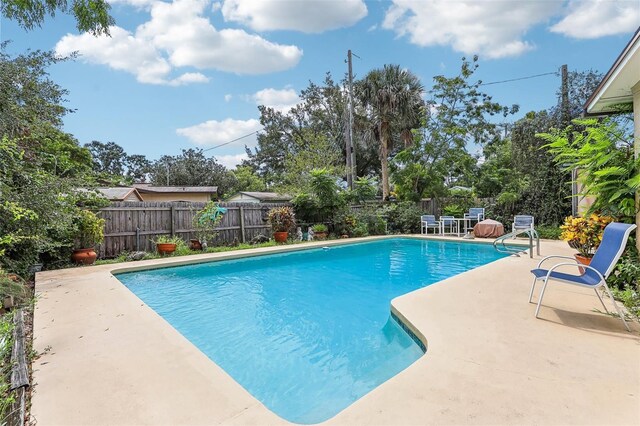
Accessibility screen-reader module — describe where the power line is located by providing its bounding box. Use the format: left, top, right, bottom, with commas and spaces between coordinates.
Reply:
201, 130, 261, 152
479, 71, 558, 86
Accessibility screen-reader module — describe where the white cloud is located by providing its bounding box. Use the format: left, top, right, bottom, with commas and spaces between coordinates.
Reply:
56, 26, 208, 85
221, 0, 367, 33
216, 153, 249, 168
224, 94, 233, 102
108, 0, 155, 8
176, 118, 261, 147
382, 0, 562, 59
55, 0, 302, 85
550, 0, 640, 39
253, 87, 300, 112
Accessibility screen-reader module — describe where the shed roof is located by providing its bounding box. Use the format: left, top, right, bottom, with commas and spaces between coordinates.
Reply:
236, 191, 292, 201
96, 187, 143, 201
133, 184, 218, 194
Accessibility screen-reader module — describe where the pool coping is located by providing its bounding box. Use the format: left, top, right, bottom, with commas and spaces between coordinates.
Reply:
31, 235, 640, 425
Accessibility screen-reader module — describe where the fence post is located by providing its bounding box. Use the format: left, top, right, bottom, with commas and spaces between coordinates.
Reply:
239, 206, 246, 243
170, 204, 175, 236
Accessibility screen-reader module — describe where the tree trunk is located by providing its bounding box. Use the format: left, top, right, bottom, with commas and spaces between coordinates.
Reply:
380, 121, 390, 200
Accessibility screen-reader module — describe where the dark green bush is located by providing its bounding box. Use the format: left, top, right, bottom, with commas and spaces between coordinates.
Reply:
381, 202, 423, 234
535, 225, 562, 240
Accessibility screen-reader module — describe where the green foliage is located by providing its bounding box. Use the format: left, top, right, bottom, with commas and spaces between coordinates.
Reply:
608, 247, 640, 319
229, 166, 266, 193
1, 0, 115, 35
379, 202, 422, 234
0, 269, 29, 307
192, 202, 225, 243
73, 210, 105, 248
343, 176, 378, 204
535, 225, 562, 240
357, 64, 424, 200
152, 235, 184, 245
508, 111, 572, 225
393, 56, 518, 201
332, 211, 357, 236
149, 149, 237, 197
0, 312, 16, 419
0, 44, 73, 138
292, 168, 345, 223
354, 208, 387, 236
311, 223, 328, 233
246, 73, 379, 187
267, 206, 296, 232
540, 117, 637, 219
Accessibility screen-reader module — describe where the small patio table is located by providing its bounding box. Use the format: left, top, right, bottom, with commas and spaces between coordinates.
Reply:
439, 218, 467, 237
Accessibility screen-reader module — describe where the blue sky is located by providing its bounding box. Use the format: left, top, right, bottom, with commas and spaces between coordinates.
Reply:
2, 0, 639, 168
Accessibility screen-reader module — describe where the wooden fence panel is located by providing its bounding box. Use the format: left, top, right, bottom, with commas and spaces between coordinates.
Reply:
98, 201, 284, 258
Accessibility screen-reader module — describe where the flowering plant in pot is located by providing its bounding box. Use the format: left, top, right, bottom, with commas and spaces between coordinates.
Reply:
267, 206, 296, 243
71, 210, 105, 265
560, 214, 613, 271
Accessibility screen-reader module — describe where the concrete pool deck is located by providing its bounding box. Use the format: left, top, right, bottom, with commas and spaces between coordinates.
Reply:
32, 236, 639, 425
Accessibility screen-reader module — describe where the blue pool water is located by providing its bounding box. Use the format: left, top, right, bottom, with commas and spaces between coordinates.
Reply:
117, 238, 508, 423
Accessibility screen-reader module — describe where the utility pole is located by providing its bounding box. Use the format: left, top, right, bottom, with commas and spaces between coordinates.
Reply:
345, 49, 357, 190
561, 64, 570, 127
561, 64, 578, 216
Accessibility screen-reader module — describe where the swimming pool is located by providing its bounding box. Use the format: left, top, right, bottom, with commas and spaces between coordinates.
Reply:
117, 238, 509, 423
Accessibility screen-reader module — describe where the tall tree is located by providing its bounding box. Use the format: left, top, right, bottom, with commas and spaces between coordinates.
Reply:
0, 44, 73, 138
357, 64, 424, 200
245, 73, 381, 189
149, 149, 237, 196
85, 140, 127, 176
1, 0, 114, 35
392, 56, 518, 201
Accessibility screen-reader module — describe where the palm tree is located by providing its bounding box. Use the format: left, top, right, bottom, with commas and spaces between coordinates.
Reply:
357, 65, 424, 200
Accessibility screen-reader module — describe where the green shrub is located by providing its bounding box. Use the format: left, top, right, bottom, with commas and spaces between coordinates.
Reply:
535, 225, 562, 240
73, 210, 105, 248
354, 208, 386, 235
381, 202, 422, 234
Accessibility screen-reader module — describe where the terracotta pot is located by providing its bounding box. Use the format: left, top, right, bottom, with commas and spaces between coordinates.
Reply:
189, 239, 203, 250
71, 248, 97, 265
314, 232, 327, 240
274, 231, 288, 243
156, 243, 177, 255
574, 253, 592, 274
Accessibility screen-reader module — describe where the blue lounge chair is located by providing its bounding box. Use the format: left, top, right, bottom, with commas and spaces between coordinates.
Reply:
529, 222, 636, 331
439, 215, 457, 235
464, 207, 485, 232
512, 215, 534, 236
421, 215, 440, 234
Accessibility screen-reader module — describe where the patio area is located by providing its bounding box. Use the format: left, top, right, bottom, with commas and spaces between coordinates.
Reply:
31, 236, 639, 425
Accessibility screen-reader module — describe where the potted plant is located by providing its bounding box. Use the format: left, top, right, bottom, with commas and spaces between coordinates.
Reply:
267, 206, 296, 243
71, 210, 105, 265
311, 223, 328, 240
560, 214, 613, 272
153, 235, 183, 255
192, 202, 227, 249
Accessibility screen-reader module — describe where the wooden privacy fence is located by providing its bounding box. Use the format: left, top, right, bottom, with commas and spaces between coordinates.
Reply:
420, 197, 495, 216
97, 201, 287, 258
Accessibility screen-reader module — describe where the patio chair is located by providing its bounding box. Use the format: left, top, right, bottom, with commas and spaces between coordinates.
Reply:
421, 215, 440, 235
439, 215, 457, 235
512, 215, 534, 237
529, 222, 636, 331
464, 207, 485, 232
